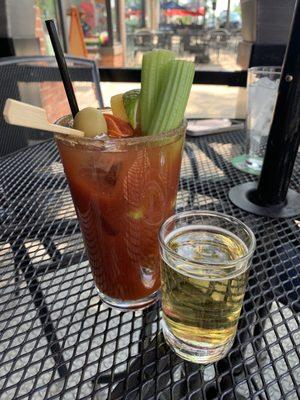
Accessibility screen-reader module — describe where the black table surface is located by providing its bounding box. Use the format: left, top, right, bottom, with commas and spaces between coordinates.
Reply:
0, 129, 299, 400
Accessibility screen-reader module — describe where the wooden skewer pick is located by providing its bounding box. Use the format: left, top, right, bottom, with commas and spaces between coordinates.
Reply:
3, 99, 84, 138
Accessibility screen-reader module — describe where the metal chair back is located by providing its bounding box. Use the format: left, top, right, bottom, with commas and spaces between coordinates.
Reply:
0, 55, 103, 157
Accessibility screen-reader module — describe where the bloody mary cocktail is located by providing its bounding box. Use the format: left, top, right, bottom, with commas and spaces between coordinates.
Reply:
54, 49, 194, 311
55, 119, 186, 310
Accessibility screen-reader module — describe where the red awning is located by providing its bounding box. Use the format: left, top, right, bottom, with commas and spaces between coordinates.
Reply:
163, 7, 205, 17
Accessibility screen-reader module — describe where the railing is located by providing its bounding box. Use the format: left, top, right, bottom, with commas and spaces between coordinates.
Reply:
99, 68, 248, 87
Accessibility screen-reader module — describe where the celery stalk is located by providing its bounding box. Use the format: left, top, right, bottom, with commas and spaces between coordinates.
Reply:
148, 60, 195, 135
140, 50, 175, 134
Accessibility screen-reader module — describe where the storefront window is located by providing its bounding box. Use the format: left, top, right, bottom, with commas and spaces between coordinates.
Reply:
33, 0, 245, 118
35, 0, 242, 71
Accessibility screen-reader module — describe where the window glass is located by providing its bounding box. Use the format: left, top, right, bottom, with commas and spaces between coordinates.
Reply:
34, 0, 245, 118
36, 0, 242, 71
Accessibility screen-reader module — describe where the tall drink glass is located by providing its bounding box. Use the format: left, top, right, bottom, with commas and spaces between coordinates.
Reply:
159, 211, 256, 364
246, 66, 281, 171
55, 114, 186, 311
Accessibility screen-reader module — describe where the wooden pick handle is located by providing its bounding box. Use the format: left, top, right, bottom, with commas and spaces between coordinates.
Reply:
3, 99, 84, 138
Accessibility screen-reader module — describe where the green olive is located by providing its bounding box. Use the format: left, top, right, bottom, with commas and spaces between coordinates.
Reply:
73, 107, 107, 137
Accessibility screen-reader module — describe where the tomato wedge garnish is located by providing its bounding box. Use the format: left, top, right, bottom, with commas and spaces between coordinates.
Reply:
103, 113, 135, 138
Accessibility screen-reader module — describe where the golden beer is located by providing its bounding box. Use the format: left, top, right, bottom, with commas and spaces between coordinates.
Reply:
159, 212, 255, 363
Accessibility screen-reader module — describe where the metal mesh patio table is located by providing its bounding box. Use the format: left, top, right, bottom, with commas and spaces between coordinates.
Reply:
0, 127, 299, 400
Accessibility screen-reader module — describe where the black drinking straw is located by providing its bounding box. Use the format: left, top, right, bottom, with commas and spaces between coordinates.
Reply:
45, 19, 79, 118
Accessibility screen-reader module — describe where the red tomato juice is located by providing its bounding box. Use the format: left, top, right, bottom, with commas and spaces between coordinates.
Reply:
56, 129, 184, 304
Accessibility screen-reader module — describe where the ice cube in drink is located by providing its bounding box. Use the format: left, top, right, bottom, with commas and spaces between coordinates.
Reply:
246, 69, 280, 171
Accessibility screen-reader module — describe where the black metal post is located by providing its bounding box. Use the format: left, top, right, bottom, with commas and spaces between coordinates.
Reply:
56, 0, 68, 53
226, 0, 231, 30
105, 0, 114, 47
115, 0, 121, 42
256, 0, 300, 206
141, 0, 146, 28
212, 0, 217, 28
229, 0, 300, 218
203, 0, 207, 29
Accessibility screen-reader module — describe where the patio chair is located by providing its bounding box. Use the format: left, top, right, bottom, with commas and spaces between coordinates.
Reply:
208, 28, 231, 61
0, 55, 103, 156
156, 32, 173, 50
133, 31, 154, 58
0, 55, 103, 378
180, 33, 210, 63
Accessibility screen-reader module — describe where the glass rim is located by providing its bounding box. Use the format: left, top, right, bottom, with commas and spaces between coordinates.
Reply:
248, 66, 282, 76
55, 111, 187, 146
159, 210, 256, 268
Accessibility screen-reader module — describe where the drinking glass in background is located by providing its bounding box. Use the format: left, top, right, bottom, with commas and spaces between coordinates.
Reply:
55, 113, 186, 312
159, 211, 256, 364
246, 66, 281, 171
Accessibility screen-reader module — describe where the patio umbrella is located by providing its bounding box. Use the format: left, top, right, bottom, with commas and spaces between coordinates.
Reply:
161, 2, 205, 16
126, 3, 142, 16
